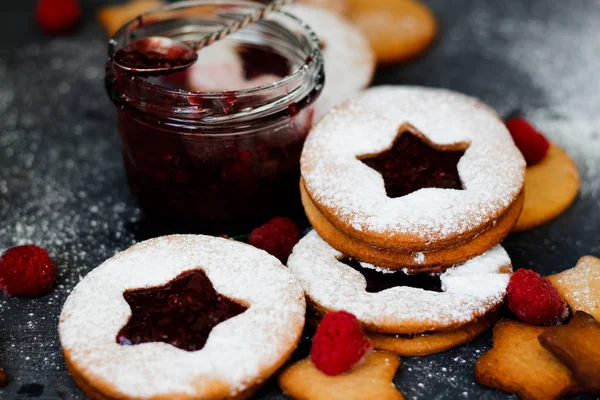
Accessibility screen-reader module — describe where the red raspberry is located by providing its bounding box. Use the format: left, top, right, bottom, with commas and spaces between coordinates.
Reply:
506, 269, 568, 326
0, 245, 57, 297
505, 117, 550, 166
310, 311, 373, 376
35, 0, 81, 35
248, 217, 300, 263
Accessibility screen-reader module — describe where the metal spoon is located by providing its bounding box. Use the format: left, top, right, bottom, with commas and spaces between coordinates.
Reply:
114, 0, 292, 76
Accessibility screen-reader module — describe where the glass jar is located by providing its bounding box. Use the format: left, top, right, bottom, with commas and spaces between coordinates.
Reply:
105, 0, 324, 233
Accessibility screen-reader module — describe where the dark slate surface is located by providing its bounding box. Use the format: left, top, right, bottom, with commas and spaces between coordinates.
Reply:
1, 0, 599, 399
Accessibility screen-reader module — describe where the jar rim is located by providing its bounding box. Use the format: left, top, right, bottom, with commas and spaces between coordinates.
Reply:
107, 0, 323, 98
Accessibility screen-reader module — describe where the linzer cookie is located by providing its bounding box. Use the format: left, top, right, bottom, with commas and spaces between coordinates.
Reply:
59, 235, 305, 400
285, 4, 375, 121
300, 86, 526, 271
287, 231, 511, 354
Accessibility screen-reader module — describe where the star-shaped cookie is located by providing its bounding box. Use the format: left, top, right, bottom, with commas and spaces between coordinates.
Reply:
360, 129, 467, 198
549, 256, 600, 321
539, 311, 600, 393
117, 269, 247, 351
279, 351, 404, 400
475, 319, 580, 400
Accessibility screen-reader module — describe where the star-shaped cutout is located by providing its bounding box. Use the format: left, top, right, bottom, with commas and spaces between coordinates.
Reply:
360, 128, 468, 198
116, 269, 247, 352
539, 311, 600, 393
338, 257, 442, 293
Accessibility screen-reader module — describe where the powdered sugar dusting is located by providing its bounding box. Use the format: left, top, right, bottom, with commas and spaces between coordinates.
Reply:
285, 4, 375, 121
301, 86, 525, 242
414, 252, 426, 264
59, 235, 305, 398
288, 231, 512, 332
360, 261, 396, 274
498, 4, 600, 200
550, 256, 599, 320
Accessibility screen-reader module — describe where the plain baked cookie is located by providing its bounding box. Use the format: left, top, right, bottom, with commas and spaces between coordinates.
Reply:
59, 235, 306, 400
512, 143, 580, 232
279, 351, 404, 400
347, 0, 437, 64
549, 256, 600, 321
288, 231, 512, 334
301, 86, 525, 269
475, 319, 581, 400
285, 4, 375, 121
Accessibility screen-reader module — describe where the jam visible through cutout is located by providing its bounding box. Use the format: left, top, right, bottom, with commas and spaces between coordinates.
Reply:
339, 257, 442, 293
360, 131, 466, 198
116, 269, 247, 352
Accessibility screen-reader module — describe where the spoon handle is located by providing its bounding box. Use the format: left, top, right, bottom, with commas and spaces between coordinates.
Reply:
191, 0, 293, 51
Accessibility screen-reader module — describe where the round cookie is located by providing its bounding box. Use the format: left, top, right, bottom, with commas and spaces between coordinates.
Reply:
369, 312, 497, 356
285, 4, 375, 121
347, 0, 437, 64
288, 230, 512, 334
512, 143, 580, 232
301, 86, 526, 265
301, 178, 524, 271
59, 235, 306, 400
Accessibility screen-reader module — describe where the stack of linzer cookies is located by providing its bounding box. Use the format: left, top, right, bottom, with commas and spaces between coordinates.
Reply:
58, 86, 600, 400
288, 86, 526, 355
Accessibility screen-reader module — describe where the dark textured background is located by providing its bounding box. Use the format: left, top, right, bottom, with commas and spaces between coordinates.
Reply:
1, 0, 599, 399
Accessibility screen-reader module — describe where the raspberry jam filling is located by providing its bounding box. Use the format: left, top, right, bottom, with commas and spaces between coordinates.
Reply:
116, 269, 247, 352
360, 131, 466, 198
237, 45, 291, 81
339, 257, 442, 293
111, 42, 320, 231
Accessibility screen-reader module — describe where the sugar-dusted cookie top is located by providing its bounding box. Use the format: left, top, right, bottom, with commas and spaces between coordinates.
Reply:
301, 86, 526, 250
59, 235, 305, 400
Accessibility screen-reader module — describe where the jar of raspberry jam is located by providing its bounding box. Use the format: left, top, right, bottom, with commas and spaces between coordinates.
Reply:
105, 1, 324, 232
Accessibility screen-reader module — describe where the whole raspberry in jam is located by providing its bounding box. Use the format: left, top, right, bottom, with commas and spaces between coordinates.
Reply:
311, 311, 373, 376
506, 269, 569, 326
505, 117, 550, 166
35, 0, 81, 35
248, 217, 300, 263
0, 245, 57, 297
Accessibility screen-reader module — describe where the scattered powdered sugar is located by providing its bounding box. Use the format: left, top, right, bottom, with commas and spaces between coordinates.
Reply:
359, 261, 396, 274
59, 235, 305, 398
496, 4, 600, 200
284, 4, 375, 121
550, 256, 599, 319
301, 86, 525, 243
288, 231, 511, 333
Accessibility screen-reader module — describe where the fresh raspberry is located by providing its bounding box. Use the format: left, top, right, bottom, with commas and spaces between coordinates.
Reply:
35, 0, 81, 35
506, 269, 569, 326
0, 245, 57, 297
505, 117, 550, 166
310, 311, 373, 376
248, 217, 300, 263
